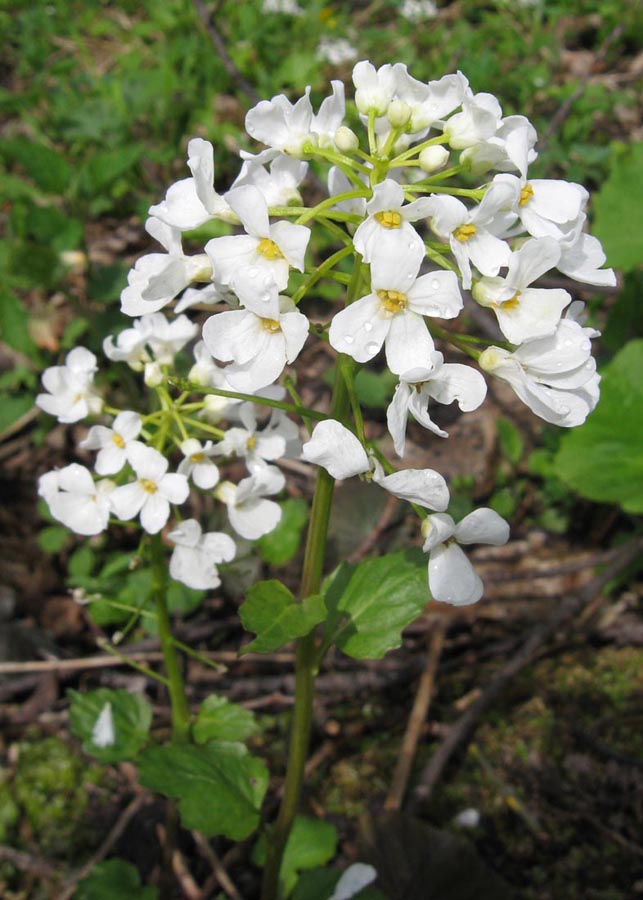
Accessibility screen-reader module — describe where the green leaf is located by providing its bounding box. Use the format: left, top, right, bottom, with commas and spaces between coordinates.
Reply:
593, 141, 643, 272
2, 137, 71, 194
554, 340, 643, 512
239, 581, 326, 653
258, 498, 308, 566
354, 368, 398, 409
74, 858, 157, 900
68, 688, 152, 763
0, 393, 34, 437
495, 417, 524, 466
138, 743, 268, 840
293, 869, 385, 900
193, 695, 258, 745
322, 550, 428, 660
253, 817, 338, 898
37, 525, 70, 554
0, 289, 39, 358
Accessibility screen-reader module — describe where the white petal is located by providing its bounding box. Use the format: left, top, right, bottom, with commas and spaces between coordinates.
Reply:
140, 494, 170, 534
302, 420, 369, 479
109, 482, 146, 522
408, 270, 463, 319
455, 508, 510, 545
168, 519, 202, 548
159, 473, 190, 505
127, 442, 168, 482
385, 312, 435, 375
229, 496, 281, 540
328, 294, 389, 363
421, 512, 455, 551
429, 543, 483, 606
91, 703, 115, 748
376, 468, 449, 511
269, 220, 310, 272
386, 382, 412, 458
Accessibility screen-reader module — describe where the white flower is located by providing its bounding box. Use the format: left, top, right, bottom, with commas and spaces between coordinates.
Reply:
424, 177, 519, 288
352, 60, 396, 116
352, 179, 432, 262
110, 442, 189, 534
178, 439, 220, 489
205, 185, 310, 291
213, 404, 297, 470
36, 347, 102, 424
316, 37, 359, 66
245, 82, 345, 156
328, 166, 367, 217
80, 410, 142, 475
202, 270, 309, 392
216, 465, 285, 540
120, 218, 213, 317
262, 0, 304, 16
38, 464, 113, 536
149, 138, 233, 231
479, 316, 600, 427
392, 66, 468, 133
460, 115, 537, 179
302, 420, 369, 479
303, 420, 450, 510
399, 0, 438, 22
168, 519, 236, 590
329, 240, 462, 374
232, 154, 308, 208
145, 313, 199, 365
472, 237, 571, 344
92, 703, 115, 748
495, 174, 588, 240
422, 509, 510, 605
442, 92, 503, 150
387, 352, 487, 455
557, 229, 616, 287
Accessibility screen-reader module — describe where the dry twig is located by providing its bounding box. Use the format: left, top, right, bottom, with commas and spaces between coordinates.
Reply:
192, 831, 243, 900
385, 618, 447, 812
193, 0, 260, 105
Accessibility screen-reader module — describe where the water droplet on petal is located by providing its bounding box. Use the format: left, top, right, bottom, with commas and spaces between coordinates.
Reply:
247, 267, 259, 279
344, 335, 354, 345
364, 322, 373, 332
260, 292, 271, 302
431, 279, 441, 291
366, 342, 380, 356
559, 405, 570, 416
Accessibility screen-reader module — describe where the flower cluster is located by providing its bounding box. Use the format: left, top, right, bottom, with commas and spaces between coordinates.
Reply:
36, 60, 612, 606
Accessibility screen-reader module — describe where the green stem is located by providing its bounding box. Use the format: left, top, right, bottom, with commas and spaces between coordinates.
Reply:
260, 370, 351, 900
170, 380, 328, 422
150, 535, 191, 743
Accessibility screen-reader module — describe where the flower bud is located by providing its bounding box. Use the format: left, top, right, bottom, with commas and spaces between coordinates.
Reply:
144, 361, 163, 388
387, 100, 412, 129
419, 145, 450, 172
334, 126, 359, 153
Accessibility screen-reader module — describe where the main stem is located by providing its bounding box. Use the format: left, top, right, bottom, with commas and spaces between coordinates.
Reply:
150, 534, 191, 744
260, 373, 350, 900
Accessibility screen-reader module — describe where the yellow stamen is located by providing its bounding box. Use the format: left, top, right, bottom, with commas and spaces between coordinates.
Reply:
453, 223, 477, 242
190, 452, 206, 462
374, 210, 402, 229
261, 317, 281, 333
140, 479, 158, 494
246, 436, 257, 451
500, 291, 521, 310
112, 433, 125, 448
377, 289, 408, 313
257, 238, 284, 260
519, 184, 534, 207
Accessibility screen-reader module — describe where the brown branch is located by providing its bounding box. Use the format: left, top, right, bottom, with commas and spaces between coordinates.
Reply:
384, 618, 447, 812
0, 844, 58, 879
409, 537, 643, 811
193, 0, 260, 105
192, 831, 243, 900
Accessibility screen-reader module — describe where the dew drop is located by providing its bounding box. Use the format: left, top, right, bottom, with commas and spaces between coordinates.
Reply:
580, 339, 591, 351
364, 322, 373, 332
260, 291, 271, 302
246, 266, 259, 279
366, 342, 380, 355
431, 279, 441, 291
344, 335, 354, 345
559, 405, 570, 416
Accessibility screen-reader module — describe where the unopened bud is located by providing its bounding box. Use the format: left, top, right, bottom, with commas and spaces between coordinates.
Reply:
335, 126, 359, 153
144, 361, 163, 388
419, 145, 450, 172
387, 100, 412, 129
